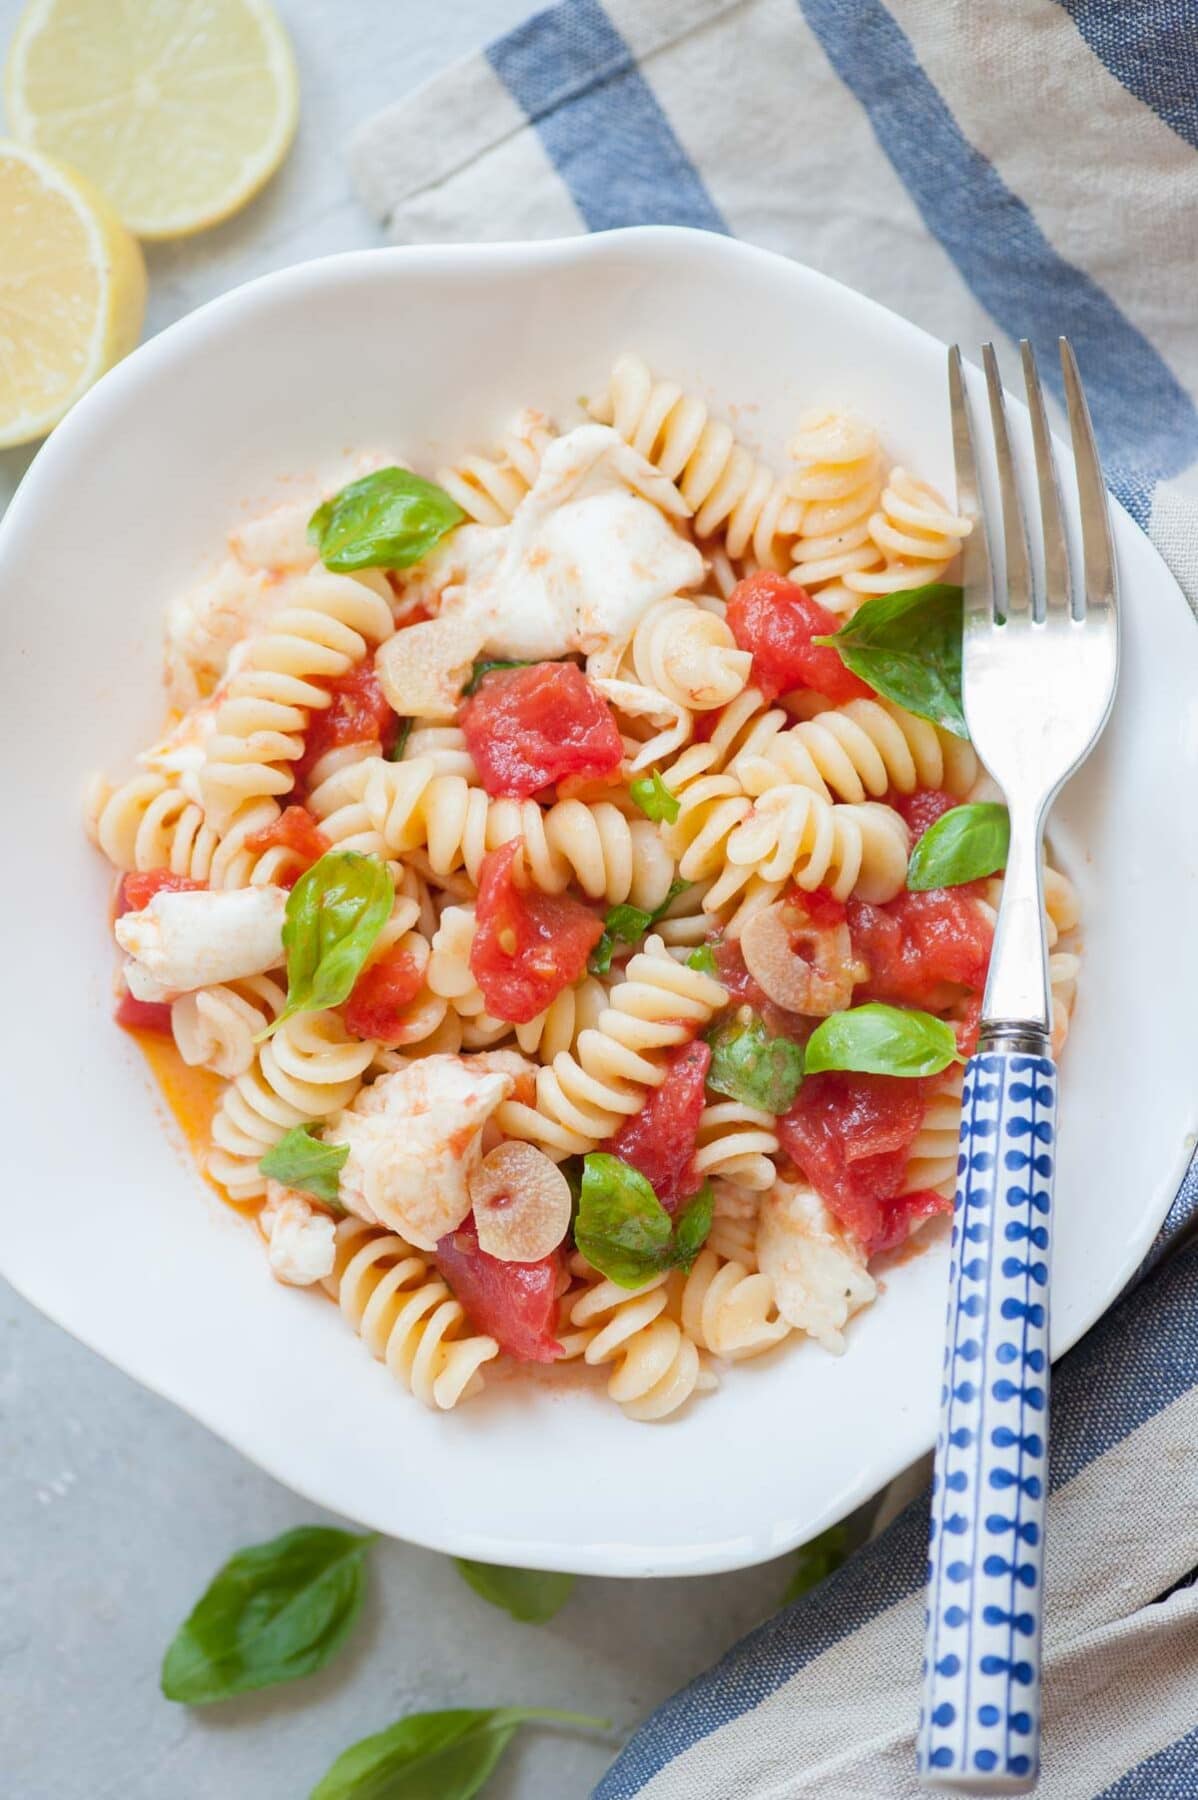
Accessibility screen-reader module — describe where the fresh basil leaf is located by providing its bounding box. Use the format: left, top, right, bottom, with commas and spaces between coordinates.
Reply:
706, 1013, 805, 1113
161, 1526, 373, 1705
672, 1185, 714, 1271
588, 881, 690, 977
265, 851, 393, 1036
686, 943, 718, 974
387, 718, 413, 762
309, 1705, 607, 1800
629, 769, 680, 824
259, 1126, 348, 1206
804, 1002, 959, 1077
813, 583, 967, 738
575, 1153, 673, 1288
907, 801, 1009, 891
309, 468, 464, 572
453, 1560, 575, 1624
780, 1524, 849, 1607
462, 658, 537, 698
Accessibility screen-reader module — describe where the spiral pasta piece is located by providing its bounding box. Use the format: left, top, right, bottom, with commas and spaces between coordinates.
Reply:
563, 1259, 716, 1421
846, 468, 971, 596
207, 1011, 378, 1201
901, 1066, 965, 1199
721, 788, 909, 906
496, 935, 727, 1155
171, 975, 286, 1079
677, 1247, 790, 1361
515, 974, 610, 1062
589, 354, 798, 567
734, 694, 978, 804
786, 411, 885, 591
435, 409, 556, 526
692, 1101, 780, 1190
86, 770, 221, 881
706, 1180, 760, 1268
594, 595, 752, 713
324, 1218, 499, 1409
198, 569, 395, 829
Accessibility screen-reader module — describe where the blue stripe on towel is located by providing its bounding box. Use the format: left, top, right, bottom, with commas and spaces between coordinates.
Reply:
1094, 1721, 1198, 1797
487, 0, 728, 234
595, 1240, 1198, 1795
797, 0, 1198, 527
1053, 0, 1198, 151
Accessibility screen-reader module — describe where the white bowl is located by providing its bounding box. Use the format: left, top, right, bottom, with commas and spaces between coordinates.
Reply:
2, 228, 1196, 1577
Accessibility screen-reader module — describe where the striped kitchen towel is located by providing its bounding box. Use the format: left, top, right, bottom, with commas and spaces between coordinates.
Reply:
350, 4, 1198, 1793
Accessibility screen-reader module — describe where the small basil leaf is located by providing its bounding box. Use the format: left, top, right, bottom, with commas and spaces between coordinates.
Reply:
587, 882, 690, 977
309, 1705, 608, 1800
780, 1524, 849, 1606
266, 851, 393, 1036
706, 1013, 806, 1113
629, 769, 680, 824
161, 1526, 373, 1705
686, 944, 718, 974
387, 717, 413, 762
672, 1185, 714, 1271
804, 1002, 959, 1077
453, 1560, 575, 1624
907, 802, 1009, 891
462, 658, 537, 697
309, 468, 464, 572
813, 583, 967, 737
259, 1126, 348, 1206
575, 1153, 673, 1289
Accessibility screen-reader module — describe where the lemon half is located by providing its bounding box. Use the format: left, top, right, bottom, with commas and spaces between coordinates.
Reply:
0, 140, 147, 447
5, 0, 299, 240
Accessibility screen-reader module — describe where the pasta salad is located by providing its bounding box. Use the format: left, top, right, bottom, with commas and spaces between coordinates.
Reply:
87, 355, 1081, 1422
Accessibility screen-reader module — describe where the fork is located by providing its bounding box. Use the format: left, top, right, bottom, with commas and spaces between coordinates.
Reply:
916, 340, 1119, 1794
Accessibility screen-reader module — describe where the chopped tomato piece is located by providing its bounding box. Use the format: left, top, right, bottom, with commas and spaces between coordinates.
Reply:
848, 888, 992, 1012
778, 1070, 935, 1255
116, 870, 205, 917
892, 786, 957, 841
469, 839, 604, 1024
790, 884, 847, 930
726, 572, 871, 704
460, 662, 623, 799
115, 991, 174, 1036
244, 805, 331, 885
954, 992, 984, 1058
295, 663, 399, 786
435, 1221, 563, 1362
606, 1040, 711, 1211
344, 947, 426, 1044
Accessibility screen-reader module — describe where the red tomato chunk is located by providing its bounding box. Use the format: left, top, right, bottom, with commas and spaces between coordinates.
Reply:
892, 785, 957, 842
436, 1221, 563, 1362
607, 1040, 711, 1211
295, 663, 399, 786
469, 839, 603, 1025
344, 948, 426, 1044
116, 870, 205, 917
778, 1071, 946, 1256
726, 572, 872, 705
848, 888, 992, 1012
244, 805, 331, 885
460, 661, 623, 800
114, 991, 174, 1036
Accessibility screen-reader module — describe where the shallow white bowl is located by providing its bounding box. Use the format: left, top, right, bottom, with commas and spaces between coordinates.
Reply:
2, 228, 1196, 1577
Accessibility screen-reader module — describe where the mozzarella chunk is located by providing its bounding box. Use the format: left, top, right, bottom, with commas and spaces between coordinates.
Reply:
164, 556, 274, 708
402, 425, 705, 662
116, 886, 287, 1002
757, 1180, 877, 1354
260, 1185, 336, 1286
326, 1054, 515, 1251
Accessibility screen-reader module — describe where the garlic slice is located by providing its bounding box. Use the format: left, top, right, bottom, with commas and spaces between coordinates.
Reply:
469, 1142, 573, 1262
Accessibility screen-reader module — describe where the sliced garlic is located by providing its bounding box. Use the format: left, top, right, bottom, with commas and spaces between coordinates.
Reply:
739, 899, 857, 1017
469, 1142, 572, 1262
375, 614, 485, 719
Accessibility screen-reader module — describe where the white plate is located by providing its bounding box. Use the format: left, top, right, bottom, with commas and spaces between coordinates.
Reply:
2, 229, 1195, 1577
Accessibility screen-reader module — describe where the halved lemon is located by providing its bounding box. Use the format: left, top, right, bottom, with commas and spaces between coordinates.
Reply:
0, 140, 147, 447
4, 0, 299, 240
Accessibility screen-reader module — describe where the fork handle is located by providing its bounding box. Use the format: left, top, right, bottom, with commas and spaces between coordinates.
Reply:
917, 1048, 1057, 1795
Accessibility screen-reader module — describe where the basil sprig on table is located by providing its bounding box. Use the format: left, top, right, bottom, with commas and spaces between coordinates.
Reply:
161, 1527, 374, 1705
628, 768, 680, 824
575, 1153, 713, 1290
453, 1559, 575, 1624
706, 1013, 805, 1113
308, 468, 464, 572
264, 850, 393, 1037
309, 1706, 608, 1800
259, 1125, 348, 1205
804, 1002, 960, 1078
588, 879, 689, 976
907, 801, 1009, 890
814, 582, 967, 737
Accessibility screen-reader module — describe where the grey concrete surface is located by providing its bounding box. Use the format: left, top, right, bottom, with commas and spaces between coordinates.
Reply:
0, 4, 799, 1794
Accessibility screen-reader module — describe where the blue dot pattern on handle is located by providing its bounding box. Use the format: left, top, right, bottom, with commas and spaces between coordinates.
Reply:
917, 1052, 1056, 1791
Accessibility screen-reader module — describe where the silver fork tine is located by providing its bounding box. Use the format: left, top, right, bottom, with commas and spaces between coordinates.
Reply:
983, 343, 1033, 617
948, 345, 994, 624
1060, 339, 1117, 614
1021, 340, 1071, 619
